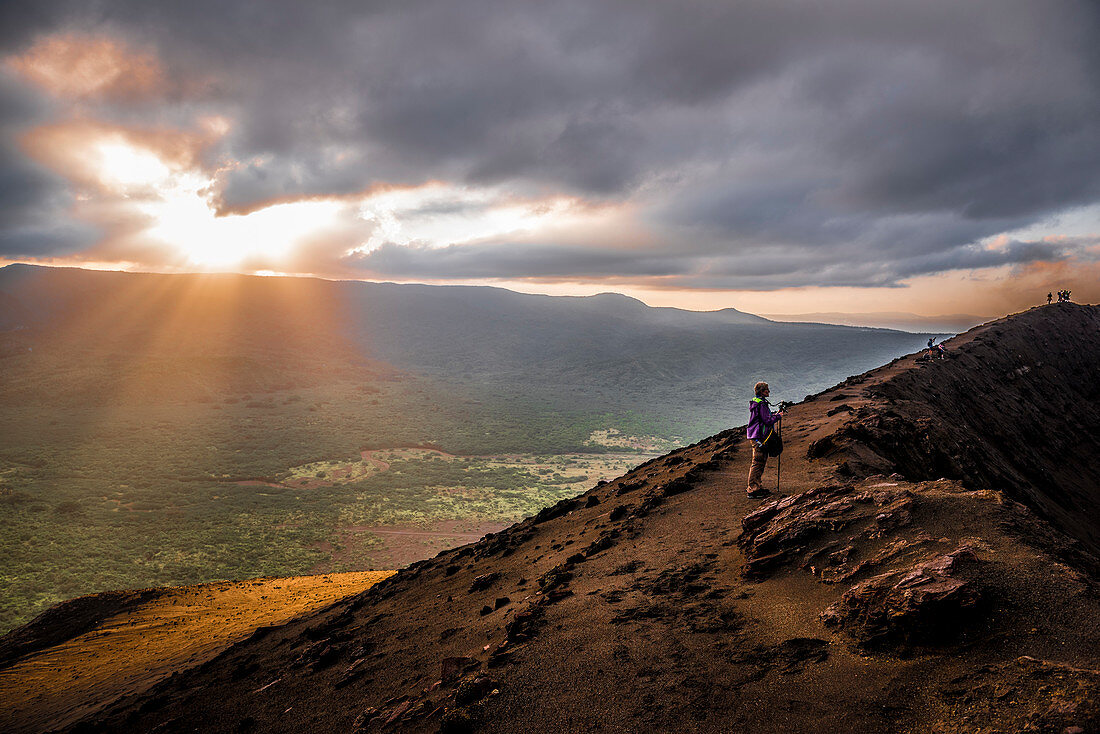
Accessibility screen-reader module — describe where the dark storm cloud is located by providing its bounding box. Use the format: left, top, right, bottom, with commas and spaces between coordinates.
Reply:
352, 235, 1082, 290
0, 76, 97, 256
2, 0, 1098, 285
350, 240, 689, 280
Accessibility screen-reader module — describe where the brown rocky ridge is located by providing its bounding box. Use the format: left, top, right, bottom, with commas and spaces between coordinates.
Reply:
4, 302, 1100, 733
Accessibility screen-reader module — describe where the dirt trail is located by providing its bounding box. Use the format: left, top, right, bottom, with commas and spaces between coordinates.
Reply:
0, 571, 392, 734
359, 449, 393, 470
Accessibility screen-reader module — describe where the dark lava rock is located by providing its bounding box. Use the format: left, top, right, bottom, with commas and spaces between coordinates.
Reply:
440, 656, 479, 684
538, 564, 573, 592
468, 572, 501, 593
454, 674, 497, 706
584, 529, 620, 557
660, 477, 693, 496
615, 480, 644, 496
739, 484, 915, 580
439, 706, 478, 734
534, 498, 578, 524
774, 638, 830, 673
504, 605, 544, 643
821, 546, 979, 647
807, 435, 837, 458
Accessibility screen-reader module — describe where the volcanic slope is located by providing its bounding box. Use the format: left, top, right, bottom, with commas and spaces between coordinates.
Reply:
56, 304, 1100, 733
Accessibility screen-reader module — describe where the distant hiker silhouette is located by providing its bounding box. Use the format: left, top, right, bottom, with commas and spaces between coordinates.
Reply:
1047, 292, 1053, 304
746, 381, 784, 498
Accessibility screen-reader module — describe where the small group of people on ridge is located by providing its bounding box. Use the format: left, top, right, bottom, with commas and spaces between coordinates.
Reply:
745, 381, 785, 498
1048, 290, 1072, 304
926, 337, 947, 360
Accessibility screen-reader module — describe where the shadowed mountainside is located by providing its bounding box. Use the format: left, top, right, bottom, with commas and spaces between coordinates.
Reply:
4, 303, 1099, 733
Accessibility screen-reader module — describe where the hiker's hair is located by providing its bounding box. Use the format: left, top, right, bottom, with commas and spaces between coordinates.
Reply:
754, 381, 769, 397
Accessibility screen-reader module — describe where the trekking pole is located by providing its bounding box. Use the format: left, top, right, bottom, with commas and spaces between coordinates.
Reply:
776, 416, 781, 494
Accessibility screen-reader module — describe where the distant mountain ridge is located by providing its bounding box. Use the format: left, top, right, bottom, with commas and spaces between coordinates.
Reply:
0, 264, 934, 438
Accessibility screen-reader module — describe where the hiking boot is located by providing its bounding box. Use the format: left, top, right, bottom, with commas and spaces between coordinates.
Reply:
746, 487, 772, 499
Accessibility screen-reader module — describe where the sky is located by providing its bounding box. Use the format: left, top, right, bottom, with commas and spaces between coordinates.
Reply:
1, 0, 1098, 317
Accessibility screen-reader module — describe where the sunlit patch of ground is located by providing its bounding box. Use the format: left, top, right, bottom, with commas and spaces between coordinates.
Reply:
236, 447, 657, 491
365, 447, 454, 464
584, 429, 679, 452
0, 571, 392, 733
281, 456, 381, 487
475, 452, 659, 486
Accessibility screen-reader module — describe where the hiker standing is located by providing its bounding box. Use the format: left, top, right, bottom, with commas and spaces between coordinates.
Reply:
1047, 292, 1053, 304
746, 381, 784, 498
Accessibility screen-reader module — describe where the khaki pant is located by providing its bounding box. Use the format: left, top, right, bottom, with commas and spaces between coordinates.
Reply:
747, 441, 768, 492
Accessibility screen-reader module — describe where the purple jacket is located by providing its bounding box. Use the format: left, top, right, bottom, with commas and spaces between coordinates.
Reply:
747, 398, 780, 442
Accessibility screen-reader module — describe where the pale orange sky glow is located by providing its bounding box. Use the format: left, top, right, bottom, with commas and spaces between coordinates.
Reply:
5, 33, 164, 100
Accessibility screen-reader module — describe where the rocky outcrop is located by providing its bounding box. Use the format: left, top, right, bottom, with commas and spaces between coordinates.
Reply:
739, 479, 989, 649
820, 545, 980, 647
738, 480, 919, 581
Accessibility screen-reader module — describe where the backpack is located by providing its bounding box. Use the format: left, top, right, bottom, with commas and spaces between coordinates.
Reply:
761, 423, 783, 456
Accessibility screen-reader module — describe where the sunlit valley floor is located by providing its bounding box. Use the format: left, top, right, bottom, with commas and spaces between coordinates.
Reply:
0, 376, 673, 635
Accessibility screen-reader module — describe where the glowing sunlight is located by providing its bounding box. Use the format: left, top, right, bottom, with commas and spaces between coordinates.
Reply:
93, 140, 172, 188
84, 135, 349, 269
